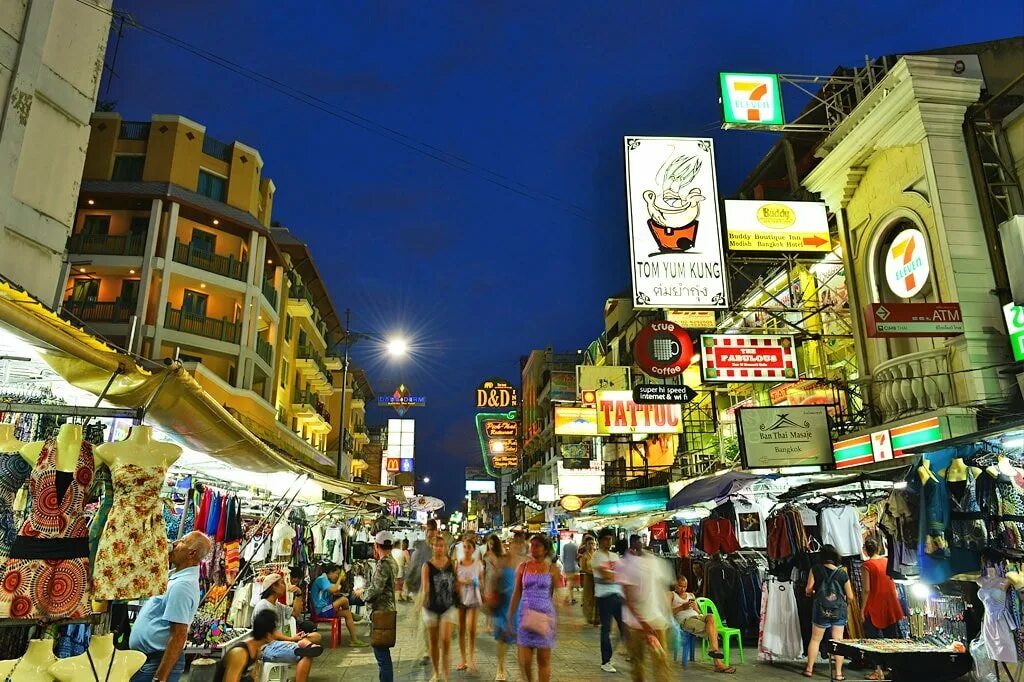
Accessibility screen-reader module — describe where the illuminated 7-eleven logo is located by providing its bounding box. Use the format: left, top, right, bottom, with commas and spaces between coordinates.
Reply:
732, 80, 770, 121
721, 73, 783, 125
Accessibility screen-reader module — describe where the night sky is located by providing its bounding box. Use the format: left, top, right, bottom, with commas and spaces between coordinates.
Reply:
102, 0, 1019, 510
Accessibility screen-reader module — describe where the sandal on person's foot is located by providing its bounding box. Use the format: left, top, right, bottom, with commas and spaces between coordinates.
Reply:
835, 676, 846, 681
802, 670, 814, 678
715, 666, 737, 674
709, 650, 725, 660
349, 640, 369, 647
457, 664, 468, 671
295, 644, 324, 658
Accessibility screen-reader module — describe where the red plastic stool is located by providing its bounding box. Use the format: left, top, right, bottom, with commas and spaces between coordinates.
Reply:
312, 614, 340, 648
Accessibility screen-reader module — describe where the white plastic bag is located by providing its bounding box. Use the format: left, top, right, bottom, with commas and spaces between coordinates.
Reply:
971, 636, 998, 682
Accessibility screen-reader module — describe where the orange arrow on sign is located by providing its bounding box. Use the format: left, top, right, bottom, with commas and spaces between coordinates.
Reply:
803, 235, 828, 247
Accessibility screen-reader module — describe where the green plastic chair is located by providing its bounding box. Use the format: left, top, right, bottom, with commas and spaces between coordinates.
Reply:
695, 597, 744, 667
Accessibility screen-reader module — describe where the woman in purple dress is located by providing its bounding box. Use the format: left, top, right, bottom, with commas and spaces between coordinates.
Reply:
506, 534, 561, 682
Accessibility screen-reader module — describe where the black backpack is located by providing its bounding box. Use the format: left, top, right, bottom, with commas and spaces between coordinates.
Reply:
815, 566, 844, 610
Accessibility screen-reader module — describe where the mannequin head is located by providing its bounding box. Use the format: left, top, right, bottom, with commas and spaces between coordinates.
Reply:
170, 531, 212, 570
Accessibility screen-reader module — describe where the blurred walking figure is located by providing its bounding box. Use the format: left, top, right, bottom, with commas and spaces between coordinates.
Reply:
618, 534, 674, 682
561, 535, 579, 605
422, 533, 458, 682
406, 519, 438, 665
485, 534, 517, 682
594, 528, 627, 673
579, 535, 598, 625
507, 534, 560, 682
392, 539, 410, 602
456, 534, 484, 673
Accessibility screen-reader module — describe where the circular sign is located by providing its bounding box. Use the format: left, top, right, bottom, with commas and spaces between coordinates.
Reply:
560, 495, 583, 512
884, 228, 930, 298
632, 320, 694, 378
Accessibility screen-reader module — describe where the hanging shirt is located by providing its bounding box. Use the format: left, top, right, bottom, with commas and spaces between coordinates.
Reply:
734, 499, 773, 549
272, 522, 296, 557
820, 506, 863, 556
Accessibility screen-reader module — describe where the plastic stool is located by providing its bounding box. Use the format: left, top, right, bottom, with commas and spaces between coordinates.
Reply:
260, 661, 296, 682
673, 625, 697, 667
312, 614, 340, 648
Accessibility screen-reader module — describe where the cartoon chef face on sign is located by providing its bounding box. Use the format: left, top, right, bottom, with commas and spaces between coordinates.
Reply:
642, 152, 705, 253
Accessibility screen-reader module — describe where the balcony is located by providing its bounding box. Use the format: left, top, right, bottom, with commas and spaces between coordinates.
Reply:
164, 304, 241, 343
603, 463, 687, 494
119, 121, 150, 140
256, 337, 273, 366
869, 347, 957, 423
63, 299, 136, 324
202, 135, 232, 162
296, 344, 332, 386
261, 279, 278, 309
172, 239, 248, 282
68, 233, 146, 257
291, 389, 331, 427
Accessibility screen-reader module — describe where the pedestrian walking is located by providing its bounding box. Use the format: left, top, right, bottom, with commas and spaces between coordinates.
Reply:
617, 534, 674, 682
861, 538, 904, 680
422, 533, 458, 682
457, 533, 484, 673
803, 544, 857, 680
358, 531, 398, 682
485, 534, 517, 682
579, 535, 598, 625
593, 528, 627, 673
392, 538, 409, 602
507, 534, 560, 682
561, 535, 579, 605
407, 519, 439, 665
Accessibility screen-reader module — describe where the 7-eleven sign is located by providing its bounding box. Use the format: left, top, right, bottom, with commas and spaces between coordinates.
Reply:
1004, 303, 1024, 361
884, 228, 930, 298
720, 73, 785, 127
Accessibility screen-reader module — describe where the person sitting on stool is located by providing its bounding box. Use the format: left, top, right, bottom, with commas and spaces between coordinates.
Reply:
310, 563, 368, 647
670, 576, 735, 673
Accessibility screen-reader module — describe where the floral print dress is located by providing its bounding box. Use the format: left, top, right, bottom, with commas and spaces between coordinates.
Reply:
92, 462, 168, 600
0, 438, 94, 620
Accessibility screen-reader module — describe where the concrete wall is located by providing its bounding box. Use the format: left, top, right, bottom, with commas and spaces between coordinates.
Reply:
0, 0, 111, 304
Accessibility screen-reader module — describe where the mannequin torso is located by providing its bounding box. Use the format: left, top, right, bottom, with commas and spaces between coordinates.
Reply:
0, 424, 23, 453
20, 423, 86, 472
6, 639, 57, 682
918, 457, 935, 485
48, 633, 146, 682
94, 425, 181, 470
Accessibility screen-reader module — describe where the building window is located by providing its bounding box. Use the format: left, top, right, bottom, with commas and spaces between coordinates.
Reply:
197, 170, 227, 202
190, 229, 217, 254
82, 215, 110, 236
129, 216, 149, 238
280, 359, 289, 388
111, 155, 145, 181
228, 364, 237, 386
178, 353, 202, 364
298, 329, 307, 348
285, 315, 293, 341
71, 279, 98, 304
182, 289, 208, 317
120, 280, 140, 307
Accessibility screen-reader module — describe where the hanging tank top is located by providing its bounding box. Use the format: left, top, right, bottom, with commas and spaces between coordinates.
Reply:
426, 561, 456, 614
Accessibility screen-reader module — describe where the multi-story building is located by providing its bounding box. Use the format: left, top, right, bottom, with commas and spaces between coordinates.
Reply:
62, 112, 365, 474
0, 0, 111, 304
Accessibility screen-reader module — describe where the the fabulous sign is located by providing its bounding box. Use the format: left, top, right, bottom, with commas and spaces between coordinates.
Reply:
595, 390, 683, 435
700, 334, 798, 383
724, 200, 830, 252
864, 303, 964, 337
625, 137, 728, 309
378, 384, 426, 416
736, 406, 832, 469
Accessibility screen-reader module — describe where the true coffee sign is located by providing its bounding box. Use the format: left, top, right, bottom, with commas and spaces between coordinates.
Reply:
633, 320, 693, 378
595, 390, 684, 435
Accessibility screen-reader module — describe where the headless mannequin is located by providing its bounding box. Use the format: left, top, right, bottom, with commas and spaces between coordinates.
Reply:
0, 423, 23, 453
986, 455, 1017, 479
941, 457, 981, 483
4, 638, 57, 681
917, 457, 935, 486
20, 423, 86, 472
94, 425, 181, 470
48, 633, 145, 682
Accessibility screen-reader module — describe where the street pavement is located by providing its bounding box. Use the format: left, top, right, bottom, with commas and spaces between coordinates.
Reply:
293, 598, 818, 681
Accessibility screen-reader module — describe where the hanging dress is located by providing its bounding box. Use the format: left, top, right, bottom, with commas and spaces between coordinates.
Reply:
948, 468, 987, 550
0, 454, 33, 561
92, 462, 169, 600
0, 438, 94, 619
87, 464, 113, 567
978, 577, 1018, 663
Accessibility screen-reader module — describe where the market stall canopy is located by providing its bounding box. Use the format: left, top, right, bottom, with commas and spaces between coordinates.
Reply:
776, 463, 914, 502
667, 471, 761, 510
588, 485, 668, 516
0, 278, 402, 501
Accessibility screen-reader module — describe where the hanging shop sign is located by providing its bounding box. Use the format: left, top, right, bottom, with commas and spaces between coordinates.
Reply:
554, 406, 599, 436
736, 405, 832, 468
577, 365, 631, 396
560, 495, 584, 512
884, 227, 931, 298
378, 384, 426, 416
466, 479, 496, 493
549, 372, 577, 402
724, 200, 830, 252
491, 454, 519, 469
385, 457, 400, 473
864, 302, 964, 337
632, 320, 694, 378
483, 419, 518, 439
632, 383, 697, 404
666, 309, 717, 329
832, 416, 948, 469
476, 378, 518, 409
516, 494, 542, 511
475, 410, 520, 475
399, 458, 414, 473
559, 441, 593, 461
624, 136, 728, 309
595, 390, 683, 435
1003, 303, 1024, 361
719, 72, 785, 128
557, 459, 604, 496
538, 484, 557, 502
700, 334, 798, 383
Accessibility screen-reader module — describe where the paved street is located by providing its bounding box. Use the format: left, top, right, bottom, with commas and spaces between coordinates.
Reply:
292, 600, 815, 681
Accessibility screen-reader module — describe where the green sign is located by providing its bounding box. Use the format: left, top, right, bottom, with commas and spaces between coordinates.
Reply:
720, 72, 785, 128
1004, 303, 1024, 361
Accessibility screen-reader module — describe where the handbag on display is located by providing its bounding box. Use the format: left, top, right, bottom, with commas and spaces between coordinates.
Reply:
520, 608, 552, 637
370, 610, 397, 648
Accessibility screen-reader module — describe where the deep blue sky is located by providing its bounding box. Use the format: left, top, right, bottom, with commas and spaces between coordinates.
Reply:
104, 1, 1020, 510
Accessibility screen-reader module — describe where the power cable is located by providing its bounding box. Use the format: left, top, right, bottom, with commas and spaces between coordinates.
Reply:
73, 0, 596, 222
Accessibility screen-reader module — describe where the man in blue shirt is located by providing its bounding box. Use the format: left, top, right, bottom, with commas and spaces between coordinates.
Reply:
310, 563, 365, 646
130, 531, 212, 682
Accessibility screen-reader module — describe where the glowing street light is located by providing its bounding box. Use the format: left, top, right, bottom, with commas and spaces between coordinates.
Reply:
386, 337, 409, 357
423, 476, 431, 484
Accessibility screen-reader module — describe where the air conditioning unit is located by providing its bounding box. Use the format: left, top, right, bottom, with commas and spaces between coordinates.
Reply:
1000, 216, 1024, 306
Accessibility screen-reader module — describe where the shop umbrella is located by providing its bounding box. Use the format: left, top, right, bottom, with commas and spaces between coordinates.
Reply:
667, 471, 761, 510
406, 495, 445, 512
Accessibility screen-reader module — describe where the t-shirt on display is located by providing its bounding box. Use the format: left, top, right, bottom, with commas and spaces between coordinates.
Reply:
820, 506, 863, 556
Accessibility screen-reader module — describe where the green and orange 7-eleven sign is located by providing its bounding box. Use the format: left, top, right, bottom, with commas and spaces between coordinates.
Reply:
720, 73, 785, 127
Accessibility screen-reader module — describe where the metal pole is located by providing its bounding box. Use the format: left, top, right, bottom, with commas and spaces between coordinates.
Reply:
336, 308, 351, 481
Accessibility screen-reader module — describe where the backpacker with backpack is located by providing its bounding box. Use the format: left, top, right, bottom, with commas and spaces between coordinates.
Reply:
814, 566, 847, 621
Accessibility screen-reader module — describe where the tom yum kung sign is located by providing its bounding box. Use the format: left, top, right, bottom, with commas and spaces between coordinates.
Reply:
624, 137, 728, 309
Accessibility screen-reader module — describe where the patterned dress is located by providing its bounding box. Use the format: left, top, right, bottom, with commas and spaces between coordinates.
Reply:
92, 462, 168, 600
517, 571, 556, 649
0, 439, 94, 620
0, 455, 33, 561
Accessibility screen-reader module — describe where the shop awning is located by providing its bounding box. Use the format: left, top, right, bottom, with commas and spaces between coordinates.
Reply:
667, 471, 761, 510
0, 278, 403, 501
588, 485, 668, 516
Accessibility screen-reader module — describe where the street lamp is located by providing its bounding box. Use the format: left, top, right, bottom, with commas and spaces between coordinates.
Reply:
336, 308, 407, 480
423, 476, 430, 484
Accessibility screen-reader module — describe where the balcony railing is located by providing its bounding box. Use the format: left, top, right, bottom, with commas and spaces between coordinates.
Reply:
297, 344, 332, 382
256, 337, 273, 366
202, 135, 232, 161
293, 389, 331, 423
869, 347, 956, 423
68, 233, 146, 257
119, 121, 150, 140
603, 464, 688, 494
261, 279, 278, 308
63, 299, 135, 324
172, 239, 247, 281
164, 304, 240, 343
